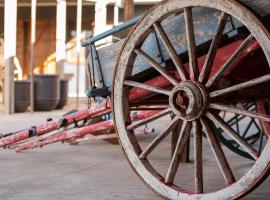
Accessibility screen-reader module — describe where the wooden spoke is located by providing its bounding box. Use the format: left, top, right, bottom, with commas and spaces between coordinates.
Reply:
184, 7, 199, 80
134, 49, 178, 86
124, 80, 171, 96
206, 112, 260, 160
127, 107, 172, 130
165, 121, 191, 184
139, 117, 180, 159
200, 118, 236, 185
209, 103, 270, 123
209, 74, 270, 98
206, 34, 254, 88
171, 118, 182, 158
199, 12, 228, 83
153, 22, 187, 81
193, 120, 203, 194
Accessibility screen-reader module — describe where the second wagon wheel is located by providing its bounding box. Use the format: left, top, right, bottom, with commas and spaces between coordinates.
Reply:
113, 0, 270, 199
216, 104, 266, 160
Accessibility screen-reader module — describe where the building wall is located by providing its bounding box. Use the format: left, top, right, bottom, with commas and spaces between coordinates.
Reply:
16, 6, 57, 78
105, 4, 154, 25
119, 5, 153, 23
66, 5, 95, 41
0, 3, 156, 97
14, 5, 95, 79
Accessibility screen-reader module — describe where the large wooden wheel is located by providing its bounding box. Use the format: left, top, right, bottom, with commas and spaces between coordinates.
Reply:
113, 0, 270, 199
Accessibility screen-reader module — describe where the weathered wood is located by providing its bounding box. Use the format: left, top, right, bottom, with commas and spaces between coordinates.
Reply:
124, 0, 134, 22
153, 22, 187, 81
171, 119, 190, 163
114, 4, 119, 26
193, 120, 203, 193
4, 0, 17, 114
112, 0, 270, 199
171, 118, 182, 158
180, 134, 190, 163
206, 34, 254, 88
184, 7, 199, 80
209, 103, 270, 123
94, 2, 270, 88
139, 117, 180, 159
95, 7, 237, 88
30, 0, 36, 113
124, 80, 170, 96
199, 12, 228, 83
210, 74, 270, 98
56, 0, 66, 78
127, 107, 172, 130
165, 121, 191, 183
134, 49, 178, 86
200, 117, 236, 185
76, 0, 82, 107
4, 59, 15, 114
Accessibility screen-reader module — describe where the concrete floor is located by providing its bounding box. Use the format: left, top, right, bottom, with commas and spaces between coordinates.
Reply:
0, 110, 269, 200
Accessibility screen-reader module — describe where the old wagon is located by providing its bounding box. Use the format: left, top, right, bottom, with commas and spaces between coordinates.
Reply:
82, 0, 270, 198
1, 0, 270, 199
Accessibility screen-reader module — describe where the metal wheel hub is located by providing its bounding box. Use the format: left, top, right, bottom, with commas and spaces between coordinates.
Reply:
169, 81, 208, 121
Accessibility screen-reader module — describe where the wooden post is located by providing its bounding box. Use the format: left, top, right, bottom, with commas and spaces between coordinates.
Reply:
94, 1, 107, 35
56, 0, 67, 78
4, 0, 17, 114
114, 4, 119, 26
76, 0, 82, 108
124, 0, 134, 22
30, 0, 37, 113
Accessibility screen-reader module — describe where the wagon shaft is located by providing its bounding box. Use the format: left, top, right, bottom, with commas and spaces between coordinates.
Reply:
14, 110, 159, 152
0, 106, 111, 148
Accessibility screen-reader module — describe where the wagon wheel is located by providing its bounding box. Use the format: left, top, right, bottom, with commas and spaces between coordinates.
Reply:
257, 100, 270, 137
216, 104, 266, 160
113, 0, 270, 199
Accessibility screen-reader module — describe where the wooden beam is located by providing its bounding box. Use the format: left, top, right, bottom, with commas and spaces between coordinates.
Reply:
124, 0, 134, 22
30, 0, 37, 113
76, 0, 82, 108
94, 1, 107, 35
56, 0, 67, 78
4, 0, 17, 114
114, 4, 119, 26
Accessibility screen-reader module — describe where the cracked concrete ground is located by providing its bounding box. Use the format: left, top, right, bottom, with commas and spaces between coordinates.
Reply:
0, 110, 269, 200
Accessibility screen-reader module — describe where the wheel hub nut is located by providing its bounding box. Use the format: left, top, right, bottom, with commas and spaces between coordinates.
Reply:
169, 81, 208, 121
